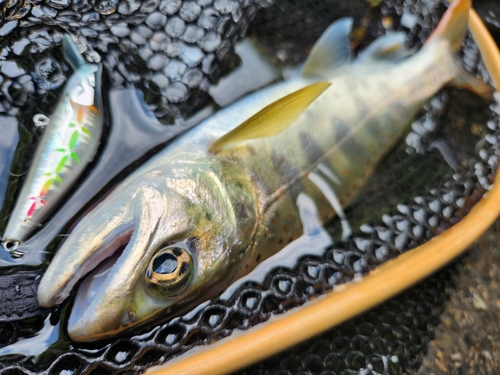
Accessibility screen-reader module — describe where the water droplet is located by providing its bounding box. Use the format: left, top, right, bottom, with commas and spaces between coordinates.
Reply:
146, 11, 167, 30
180, 1, 201, 22
110, 23, 130, 37
120, 310, 136, 326
197, 8, 219, 29
182, 68, 203, 88
148, 53, 169, 71
214, 0, 232, 14
165, 81, 188, 103
181, 45, 204, 66
182, 25, 205, 43
140, 0, 160, 13
165, 16, 186, 37
47, 0, 71, 10
199, 31, 221, 52
96, 0, 119, 15
159, 0, 181, 15
164, 59, 186, 80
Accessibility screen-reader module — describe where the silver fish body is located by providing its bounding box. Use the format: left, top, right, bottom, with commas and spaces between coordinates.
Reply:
37, 0, 493, 341
2, 35, 103, 245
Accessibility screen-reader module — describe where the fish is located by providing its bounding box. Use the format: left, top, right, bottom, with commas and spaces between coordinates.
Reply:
1, 35, 103, 249
37, 0, 493, 342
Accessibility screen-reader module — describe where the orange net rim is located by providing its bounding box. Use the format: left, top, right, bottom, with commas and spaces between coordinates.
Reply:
146, 9, 500, 375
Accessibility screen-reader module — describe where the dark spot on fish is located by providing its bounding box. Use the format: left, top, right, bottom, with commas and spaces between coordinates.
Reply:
300, 131, 324, 166
270, 150, 299, 188
264, 230, 268, 238
235, 203, 248, 221
185, 237, 200, 252
290, 215, 295, 221
271, 219, 276, 226
256, 254, 261, 262
283, 225, 287, 231
288, 237, 293, 244
246, 144, 256, 156
205, 212, 212, 221
278, 238, 283, 244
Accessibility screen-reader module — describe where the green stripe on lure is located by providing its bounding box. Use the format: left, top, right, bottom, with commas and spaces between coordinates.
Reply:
2, 35, 103, 252
38, 0, 493, 341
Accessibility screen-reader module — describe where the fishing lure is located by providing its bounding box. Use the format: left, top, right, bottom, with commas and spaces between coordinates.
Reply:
2, 35, 103, 255
38, 0, 493, 341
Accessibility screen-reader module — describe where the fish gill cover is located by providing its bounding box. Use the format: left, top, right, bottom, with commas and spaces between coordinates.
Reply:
0, 0, 499, 374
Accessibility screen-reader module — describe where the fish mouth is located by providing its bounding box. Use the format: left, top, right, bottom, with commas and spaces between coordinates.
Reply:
67, 239, 129, 332
38, 226, 133, 308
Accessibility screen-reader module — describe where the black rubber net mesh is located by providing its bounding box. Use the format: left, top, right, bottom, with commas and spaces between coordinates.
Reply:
0, 0, 498, 374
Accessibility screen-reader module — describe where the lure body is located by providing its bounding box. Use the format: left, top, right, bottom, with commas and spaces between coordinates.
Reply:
2, 35, 103, 245
38, 0, 492, 341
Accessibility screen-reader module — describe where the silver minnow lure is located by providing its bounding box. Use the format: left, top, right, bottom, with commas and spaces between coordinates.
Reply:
38, 0, 493, 341
2, 35, 103, 248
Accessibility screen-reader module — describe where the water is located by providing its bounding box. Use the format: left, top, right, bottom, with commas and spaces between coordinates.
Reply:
0, 36, 279, 359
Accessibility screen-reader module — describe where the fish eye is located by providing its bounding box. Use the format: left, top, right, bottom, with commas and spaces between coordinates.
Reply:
146, 243, 193, 296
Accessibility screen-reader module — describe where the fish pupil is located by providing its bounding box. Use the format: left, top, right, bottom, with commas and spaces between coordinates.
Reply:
153, 253, 178, 274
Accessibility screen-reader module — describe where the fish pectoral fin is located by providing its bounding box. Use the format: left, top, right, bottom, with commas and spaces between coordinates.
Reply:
301, 18, 353, 79
209, 82, 331, 153
357, 33, 413, 62
450, 66, 496, 100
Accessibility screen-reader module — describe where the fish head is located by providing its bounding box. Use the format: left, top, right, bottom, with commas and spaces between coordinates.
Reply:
38, 156, 257, 341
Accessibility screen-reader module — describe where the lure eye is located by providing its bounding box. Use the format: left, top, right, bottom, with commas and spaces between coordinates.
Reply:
146, 243, 193, 296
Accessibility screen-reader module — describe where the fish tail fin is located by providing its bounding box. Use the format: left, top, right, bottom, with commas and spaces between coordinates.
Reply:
425, 0, 470, 51
426, 0, 495, 100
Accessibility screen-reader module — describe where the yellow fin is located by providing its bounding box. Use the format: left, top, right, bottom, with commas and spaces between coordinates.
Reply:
209, 82, 331, 153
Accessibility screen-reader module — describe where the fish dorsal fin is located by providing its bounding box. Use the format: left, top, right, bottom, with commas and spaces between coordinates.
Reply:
301, 18, 353, 78
62, 34, 87, 71
209, 82, 331, 153
357, 33, 412, 61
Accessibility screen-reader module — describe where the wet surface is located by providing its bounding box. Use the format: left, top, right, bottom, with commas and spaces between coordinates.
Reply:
0, 0, 499, 373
